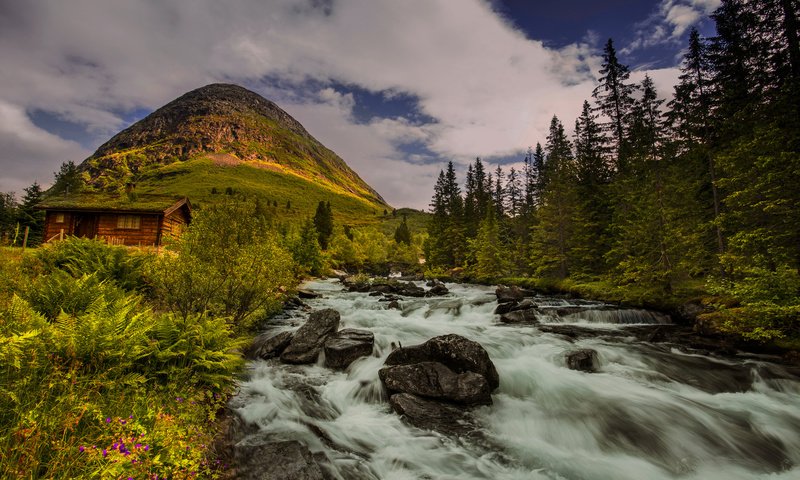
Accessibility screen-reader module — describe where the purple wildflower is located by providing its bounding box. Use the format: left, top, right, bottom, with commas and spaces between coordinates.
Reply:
102, 449, 108, 457
144, 445, 150, 451
105, 418, 111, 423
79, 446, 85, 453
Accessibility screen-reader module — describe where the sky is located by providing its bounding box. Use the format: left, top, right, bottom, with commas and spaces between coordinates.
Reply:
0, 0, 720, 209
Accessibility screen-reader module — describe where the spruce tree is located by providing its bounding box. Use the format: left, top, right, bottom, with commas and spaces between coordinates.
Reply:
394, 215, 412, 245
592, 38, 638, 173
469, 205, 507, 280
506, 167, 522, 217
313, 201, 334, 250
529, 116, 578, 278
493, 165, 506, 217
17, 182, 45, 246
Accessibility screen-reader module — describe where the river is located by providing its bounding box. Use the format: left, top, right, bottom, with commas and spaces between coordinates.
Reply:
230, 279, 800, 480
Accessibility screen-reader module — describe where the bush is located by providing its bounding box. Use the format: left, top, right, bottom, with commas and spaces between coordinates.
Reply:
148, 199, 296, 330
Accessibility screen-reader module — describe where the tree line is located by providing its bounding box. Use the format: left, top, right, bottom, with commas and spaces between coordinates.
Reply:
425, 0, 800, 339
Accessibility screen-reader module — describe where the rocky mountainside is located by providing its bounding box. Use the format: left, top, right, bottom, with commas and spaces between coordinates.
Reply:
80, 83, 386, 208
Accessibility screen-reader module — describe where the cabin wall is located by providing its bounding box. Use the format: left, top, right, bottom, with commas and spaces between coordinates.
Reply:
95, 214, 161, 246
161, 207, 189, 239
43, 211, 75, 241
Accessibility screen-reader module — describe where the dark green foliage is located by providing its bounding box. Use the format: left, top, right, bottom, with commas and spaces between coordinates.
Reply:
0, 192, 17, 244
313, 200, 334, 249
17, 182, 45, 246
394, 215, 412, 245
33, 237, 148, 291
292, 218, 324, 275
148, 199, 295, 329
51, 161, 83, 196
592, 38, 638, 171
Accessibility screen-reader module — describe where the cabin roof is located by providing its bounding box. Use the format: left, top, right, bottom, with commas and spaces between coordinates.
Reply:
37, 193, 191, 215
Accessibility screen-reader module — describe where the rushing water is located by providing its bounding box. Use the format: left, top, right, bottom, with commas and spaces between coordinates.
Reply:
231, 280, 800, 480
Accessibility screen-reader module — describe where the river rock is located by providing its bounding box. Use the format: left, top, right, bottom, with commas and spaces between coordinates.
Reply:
385, 334, 500, 391
249, 330, 293, 360
495, 285, 525, 302
281, 309, 341, 364
379, 361, 492, 405
494, 301, 518, 315
387, 300, 401, 310
397, 282, 426, 297
324, 328, 374, 369
427, 283, 450, 296
297, 289, 320, 299
499, 309, 540, 325
233, 440, 324, 480
389, 393, 475, 436
565, 349, 598, 372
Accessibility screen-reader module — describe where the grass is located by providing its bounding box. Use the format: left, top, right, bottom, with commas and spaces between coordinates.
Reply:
133, 157, 390, 226
376, 208, 431, 238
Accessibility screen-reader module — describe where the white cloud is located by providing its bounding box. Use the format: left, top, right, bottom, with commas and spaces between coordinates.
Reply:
0, 0, 685, 207
624, 0, 720, 55
0, 100, 91, 193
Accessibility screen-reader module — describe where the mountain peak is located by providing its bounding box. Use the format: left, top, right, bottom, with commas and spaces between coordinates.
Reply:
81, 83, 386, 205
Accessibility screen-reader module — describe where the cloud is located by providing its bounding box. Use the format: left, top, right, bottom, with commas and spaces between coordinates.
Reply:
0, 100, 91, 194
623, 0, 720, 55
0, 0, 683, 207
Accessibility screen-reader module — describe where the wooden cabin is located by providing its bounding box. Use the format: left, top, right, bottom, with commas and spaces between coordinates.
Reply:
37, 194, 191, 246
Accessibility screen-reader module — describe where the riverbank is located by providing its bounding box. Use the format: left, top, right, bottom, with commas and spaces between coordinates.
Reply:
421, 269, 800, 363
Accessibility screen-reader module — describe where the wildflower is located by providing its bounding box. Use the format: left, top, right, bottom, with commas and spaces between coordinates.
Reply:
102, 449, 108, 458
79, 446, 85, 453
129, 415, 134, 419
106, 418, 111, 423
144, 445, 150, 451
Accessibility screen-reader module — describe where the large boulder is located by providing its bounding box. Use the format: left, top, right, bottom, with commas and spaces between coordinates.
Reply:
499, 309, 540, 325
324, 328, 374, 369
495, 285, 525, 303
281, 309, 340, 364
565, 349, 598, 372
385, 334, 500, 391
248, 331, 293, 360
494, 301, 518, 315
379, 362, 492, 405
233, 441, 324, 480
297, 289, 320, 299
389, 393, 476, 436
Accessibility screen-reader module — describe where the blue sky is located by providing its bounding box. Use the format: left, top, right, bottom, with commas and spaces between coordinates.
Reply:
0, 0, 720, 208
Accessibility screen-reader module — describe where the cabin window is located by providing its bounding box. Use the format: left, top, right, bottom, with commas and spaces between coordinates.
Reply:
54, 213, 65, 223
117, 215, 141, 229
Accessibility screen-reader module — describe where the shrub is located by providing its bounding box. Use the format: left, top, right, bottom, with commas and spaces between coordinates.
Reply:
148, 199, 296, 330
24, 270, 127, 321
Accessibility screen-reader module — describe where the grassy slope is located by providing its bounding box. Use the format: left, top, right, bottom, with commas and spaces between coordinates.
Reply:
376, 208, 431, 237
134, 157, 389, 226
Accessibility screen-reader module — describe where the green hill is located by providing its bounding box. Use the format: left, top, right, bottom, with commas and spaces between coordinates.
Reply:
65, 83, 389, 224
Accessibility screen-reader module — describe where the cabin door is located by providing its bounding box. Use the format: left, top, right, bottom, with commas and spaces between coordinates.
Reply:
74, 214, 97, 238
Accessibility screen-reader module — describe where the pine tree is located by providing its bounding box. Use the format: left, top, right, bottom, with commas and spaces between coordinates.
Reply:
572, 100, 612, 275
425, 162, 466, 267
492, 166, 506, 217
506, 167, 522, 217
52, 161, 83, 195
0, 192, 17, 243
592, 38, 638, 173
293, 218, 324, 275
394, 215, 412, 245
469, 205, 507, 280
17, 182, 45, 246
529, 116, 578, 278
313, 201, 334, 250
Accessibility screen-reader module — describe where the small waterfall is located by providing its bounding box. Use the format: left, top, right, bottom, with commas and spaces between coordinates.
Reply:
231, 279, 800, 480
